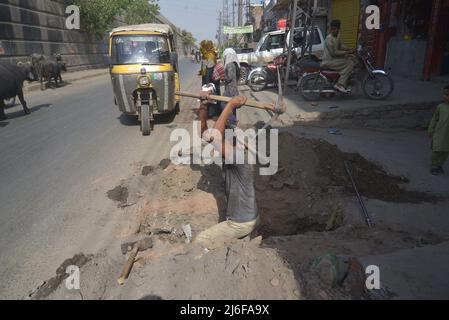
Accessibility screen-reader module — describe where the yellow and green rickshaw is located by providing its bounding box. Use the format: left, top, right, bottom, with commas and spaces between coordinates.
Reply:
109, 24, 181, 136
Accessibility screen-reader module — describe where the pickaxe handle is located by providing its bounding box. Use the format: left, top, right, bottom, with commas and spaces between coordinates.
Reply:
118, 247, 139, 285
175, 91, 277, 113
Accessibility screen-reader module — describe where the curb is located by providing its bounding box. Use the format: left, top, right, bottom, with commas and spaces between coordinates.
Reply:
24, 69, 109, 93
295, 101, 441, 121
293, 101, 441, 129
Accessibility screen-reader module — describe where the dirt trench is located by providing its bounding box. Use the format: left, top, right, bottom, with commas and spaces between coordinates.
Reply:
34, 132, 445, 300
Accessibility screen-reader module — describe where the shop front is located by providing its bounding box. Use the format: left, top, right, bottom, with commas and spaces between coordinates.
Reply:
375, 0, 449, 80
330, 0, 361, 48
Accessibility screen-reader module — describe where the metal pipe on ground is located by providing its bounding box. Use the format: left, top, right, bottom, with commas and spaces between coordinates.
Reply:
344, 161, 374, 228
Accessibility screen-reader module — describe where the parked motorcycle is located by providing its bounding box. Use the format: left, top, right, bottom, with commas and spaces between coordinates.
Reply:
248, 53, 289, 92
299, 45, 394, 101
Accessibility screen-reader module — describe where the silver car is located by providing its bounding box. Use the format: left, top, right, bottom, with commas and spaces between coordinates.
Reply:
237, 27, 325, 84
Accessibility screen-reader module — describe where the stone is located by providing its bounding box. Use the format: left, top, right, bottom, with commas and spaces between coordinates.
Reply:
270, 181, 284, 191
250, 236, 263, 247
293, 289, 301, 298
270, 278, 280, 287
284, 176, 296, 187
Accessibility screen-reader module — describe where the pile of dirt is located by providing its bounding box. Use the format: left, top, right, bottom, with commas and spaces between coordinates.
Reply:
311, 136, 436, 203
36, 132, 443, 300
107, 185, 129, 206
253, 132, 436, 237
136, 163, 227, 245
275, 132, 435, 203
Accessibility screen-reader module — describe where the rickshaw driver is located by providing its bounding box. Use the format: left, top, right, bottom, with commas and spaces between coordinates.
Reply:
144, 42, 157, 61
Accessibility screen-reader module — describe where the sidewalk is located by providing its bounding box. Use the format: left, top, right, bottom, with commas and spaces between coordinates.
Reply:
24, 68, 109, 93
241, 76, 446, 129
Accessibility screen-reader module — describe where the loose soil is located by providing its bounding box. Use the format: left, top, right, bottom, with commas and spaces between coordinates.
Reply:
34, 132, 446, 300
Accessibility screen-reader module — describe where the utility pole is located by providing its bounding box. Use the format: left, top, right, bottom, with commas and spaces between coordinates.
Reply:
238, 0, 243, 26
223, 0, 229, 42
232, 0, 236, 27
284, 0, 298, 93
217, 10, 223, 46
245, 0, 251, 25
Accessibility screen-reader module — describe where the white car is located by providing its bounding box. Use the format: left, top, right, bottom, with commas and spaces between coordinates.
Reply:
237, 27, 325, 84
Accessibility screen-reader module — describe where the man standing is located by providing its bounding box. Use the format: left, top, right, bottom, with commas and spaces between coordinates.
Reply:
428, 85, 449, 175
193, 93, 259, 248
321, 20, 357, 93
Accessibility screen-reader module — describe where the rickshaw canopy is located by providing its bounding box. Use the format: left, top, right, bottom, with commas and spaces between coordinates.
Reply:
110, 24, 174, 37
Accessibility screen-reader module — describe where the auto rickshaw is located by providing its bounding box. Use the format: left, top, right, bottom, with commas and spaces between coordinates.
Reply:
109, 24, 180, 135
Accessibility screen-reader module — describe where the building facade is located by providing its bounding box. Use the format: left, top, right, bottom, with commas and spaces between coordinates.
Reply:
262, 0, 329, 37
329, 0, 449, 80
259, 0, 449, 80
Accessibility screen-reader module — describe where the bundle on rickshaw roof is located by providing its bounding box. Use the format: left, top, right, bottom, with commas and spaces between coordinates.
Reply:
110, 24, 174, 36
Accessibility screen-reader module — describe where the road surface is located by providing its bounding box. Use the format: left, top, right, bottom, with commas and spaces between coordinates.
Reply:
0, 58, 202, 299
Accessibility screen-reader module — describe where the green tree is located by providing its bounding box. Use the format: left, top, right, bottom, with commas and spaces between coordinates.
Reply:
72, 0, 160, 38
122, 0, 160, 25
181, 29, 196, 53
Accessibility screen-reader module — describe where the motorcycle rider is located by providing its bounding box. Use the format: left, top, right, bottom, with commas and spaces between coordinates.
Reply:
321, 20, 357, 93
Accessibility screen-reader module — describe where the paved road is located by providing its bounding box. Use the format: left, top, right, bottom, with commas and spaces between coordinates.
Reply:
0, 58, 201, 299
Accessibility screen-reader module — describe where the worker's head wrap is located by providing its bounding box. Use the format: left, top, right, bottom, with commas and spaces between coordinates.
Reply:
223, 48, 240, 69
205, 41, 214, 51
201, 40, 217, 65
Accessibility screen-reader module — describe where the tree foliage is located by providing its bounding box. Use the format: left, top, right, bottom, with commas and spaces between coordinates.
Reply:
72, 0, 160, 39
181, 29, 196, 48
121, 0, 160, 25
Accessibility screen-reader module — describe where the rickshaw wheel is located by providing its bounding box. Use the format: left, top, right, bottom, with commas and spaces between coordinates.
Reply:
141, 104, 152, 136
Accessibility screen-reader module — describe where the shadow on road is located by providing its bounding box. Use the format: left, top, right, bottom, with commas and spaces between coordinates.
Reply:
42, 81, 72, 90
118, 111, 177, 127
118, 114, 139, 126
156, 112, 177, 125
1, 104, 52, 121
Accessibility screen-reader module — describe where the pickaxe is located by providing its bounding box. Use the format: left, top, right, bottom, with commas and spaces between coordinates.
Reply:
117, 237, 153, 285
175, 68, 286, 124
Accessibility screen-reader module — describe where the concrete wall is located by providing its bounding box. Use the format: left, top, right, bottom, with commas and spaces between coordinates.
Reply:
0, 0, 186, 70
0, 0, 110, 70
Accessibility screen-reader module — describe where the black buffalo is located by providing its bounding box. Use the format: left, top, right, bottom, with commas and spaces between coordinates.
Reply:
31, 54, 67, 91
0, 62, 37, 120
